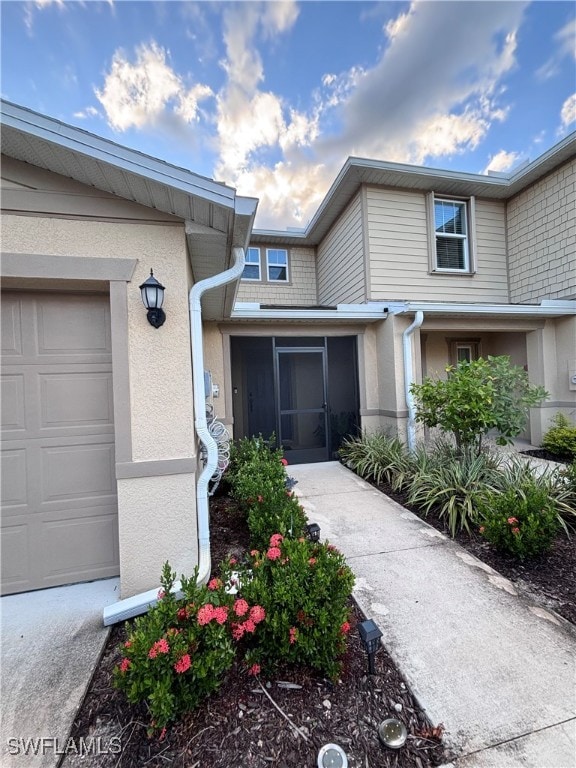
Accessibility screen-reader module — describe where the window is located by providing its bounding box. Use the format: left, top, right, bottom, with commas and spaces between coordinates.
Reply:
242, 247, 261, 281
448, 339, 480, 366
433, 198, 470, 272
266, 248, 288, 282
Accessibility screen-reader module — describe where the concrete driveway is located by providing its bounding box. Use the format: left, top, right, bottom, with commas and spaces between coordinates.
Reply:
1, 578, 120, 768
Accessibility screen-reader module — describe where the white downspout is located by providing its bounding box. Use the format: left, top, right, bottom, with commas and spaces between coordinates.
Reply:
103, 247, 245, 626
403, 311, 424, 453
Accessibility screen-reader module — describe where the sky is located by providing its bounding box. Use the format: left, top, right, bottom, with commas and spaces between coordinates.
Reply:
1, 0, 575, 230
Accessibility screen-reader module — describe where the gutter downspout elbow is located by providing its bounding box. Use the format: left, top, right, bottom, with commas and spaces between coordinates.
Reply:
103, 247, 245, 626
403, 311, 424, 453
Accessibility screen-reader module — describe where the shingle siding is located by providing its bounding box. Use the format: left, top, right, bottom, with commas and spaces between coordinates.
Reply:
236, 245, 317, 305
507, 158, 576, 302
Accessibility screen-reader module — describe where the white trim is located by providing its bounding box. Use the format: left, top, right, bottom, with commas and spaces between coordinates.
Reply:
391, 301, 576, 318
232, 302, 388, 321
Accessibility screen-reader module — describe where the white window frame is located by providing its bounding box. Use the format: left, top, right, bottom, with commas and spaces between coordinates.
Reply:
242, 247, 262, 281
266, 248, 289, 282
428, 194, 476, 274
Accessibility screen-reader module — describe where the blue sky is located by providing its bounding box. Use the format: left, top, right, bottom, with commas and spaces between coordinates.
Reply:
2, 1, 575, 228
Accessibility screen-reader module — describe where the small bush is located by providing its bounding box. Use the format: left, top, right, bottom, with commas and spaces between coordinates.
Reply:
542, 413, 576, 459
477, 485, 559, 559
228, 436, 307, 549
113, 563, 263, 730
407, 444, 502, 536
239, 534, 355, 679
339, 431, 415, 491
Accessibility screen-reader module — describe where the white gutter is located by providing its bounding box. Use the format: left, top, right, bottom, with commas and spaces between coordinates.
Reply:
232, 302, 388, 321
393, 300, 576, 317
403, 311, 424, 453
103, 247, 245, 626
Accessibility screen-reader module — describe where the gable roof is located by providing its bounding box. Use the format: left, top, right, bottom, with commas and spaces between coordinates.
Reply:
253, 131, 576, 247
0, 99, 258, 319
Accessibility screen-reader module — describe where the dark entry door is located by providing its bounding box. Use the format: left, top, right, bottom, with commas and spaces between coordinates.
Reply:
276, 348, 329, 463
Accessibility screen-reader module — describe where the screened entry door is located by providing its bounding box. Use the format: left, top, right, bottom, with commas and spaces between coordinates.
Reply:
276, 348, 329, 463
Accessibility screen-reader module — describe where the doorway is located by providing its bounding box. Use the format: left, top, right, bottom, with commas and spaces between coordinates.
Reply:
231, 336, 359, 463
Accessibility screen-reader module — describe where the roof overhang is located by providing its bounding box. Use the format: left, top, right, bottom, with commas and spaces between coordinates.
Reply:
231, 302, 388, 322
0, 100, 258, 320
251, 132, 576, 247
390, 300, 576, 319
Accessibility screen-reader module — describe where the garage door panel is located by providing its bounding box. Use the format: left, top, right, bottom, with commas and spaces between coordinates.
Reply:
35, 297, 111, 357
1, 295, 23, 357
39, 371, 114, 430
41, 510, 119, 587
1, 374, 26, 433
0, 448, 28, 508
41, 442, 116, 504
0, 522, 31, 593
1, 292, 119, 595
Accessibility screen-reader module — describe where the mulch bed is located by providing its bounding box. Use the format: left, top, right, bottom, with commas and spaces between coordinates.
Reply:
520, 448, 572, 465
64, 459, 575, 767
62, 495, 449, 768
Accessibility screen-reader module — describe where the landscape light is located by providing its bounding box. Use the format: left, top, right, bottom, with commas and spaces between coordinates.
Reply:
317, 743, 348, 768
358, 618, 383, 674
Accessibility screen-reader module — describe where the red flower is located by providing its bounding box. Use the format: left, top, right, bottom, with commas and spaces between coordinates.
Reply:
234, 598, 249, 617
289, 627, 298, 644
479, 526, 485, 534
340, 621, 351, 635
197, 604, 215, 625
308, 557, 317, 566
267, 546, 281, 561
232, 623, 245, 641
207, 578, 222, 591
174, 654, 191, 674
229, 557, 237, 565
512, 527, 520, 535
124, 640, 132, 648
148, 638, 170, 659
119, 658, 131, 673
159, 727, 167, 742
269, 533, 284, 547
250, 549, 260, 557
280, 458, 288, 466
250, 605, 266, 624
157, 589, 166, 600
243, 618, 257, 634
257, 495, 264, 503
177, 607, 188, 621
248, 663, 261, 676
507, 517, 519, 525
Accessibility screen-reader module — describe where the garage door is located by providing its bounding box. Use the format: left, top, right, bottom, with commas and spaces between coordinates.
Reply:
1, 292, 119, 595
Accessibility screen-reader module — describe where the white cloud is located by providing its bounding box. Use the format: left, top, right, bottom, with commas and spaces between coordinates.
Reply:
73, 106, 99, 120
484, 149, 522, 174
559, 93, 576, 132
536, 19, 576, 81
95, 42, 213, 131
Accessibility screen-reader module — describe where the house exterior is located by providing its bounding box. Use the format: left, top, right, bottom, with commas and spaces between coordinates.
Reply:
1, 99, 574, 609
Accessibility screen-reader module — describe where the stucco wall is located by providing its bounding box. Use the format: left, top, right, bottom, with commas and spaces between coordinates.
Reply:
507, 158, 576, 303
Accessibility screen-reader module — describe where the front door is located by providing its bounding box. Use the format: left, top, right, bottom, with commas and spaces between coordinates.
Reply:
275, 347, 329, 463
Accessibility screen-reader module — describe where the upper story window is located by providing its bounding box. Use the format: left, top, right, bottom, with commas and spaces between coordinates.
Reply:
242, 247, 261, 281
241, 247, 290, 282
434, 198, 469, 271
266, 249, 289, 282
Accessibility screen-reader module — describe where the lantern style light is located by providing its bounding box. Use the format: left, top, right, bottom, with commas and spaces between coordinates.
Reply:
306, 522, 321, 542
317, 743, 348, 768
358, 618, 383, 674
139, 269, 166, 328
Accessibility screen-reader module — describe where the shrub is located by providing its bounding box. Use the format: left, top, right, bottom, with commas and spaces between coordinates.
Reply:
238, 534, 355, 679
339, 431, 415, 491
477, 484, 559, 559
113, 562, 263, 731
407, 444, 503, 536
542, 413, 576, 459
228, 436, 307, 549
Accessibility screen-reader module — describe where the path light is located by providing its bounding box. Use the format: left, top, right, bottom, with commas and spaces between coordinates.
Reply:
358, 618, 382, 674
317, 743, 348, 768
378, 718, 408, 749
306, 523, 321, 542
139, 269, 166, 328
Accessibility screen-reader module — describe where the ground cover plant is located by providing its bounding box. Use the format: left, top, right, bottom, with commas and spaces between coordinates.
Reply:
541, 413, 576, 460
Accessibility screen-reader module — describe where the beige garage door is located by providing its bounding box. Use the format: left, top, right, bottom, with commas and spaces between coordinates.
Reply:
1, 292, 119, 595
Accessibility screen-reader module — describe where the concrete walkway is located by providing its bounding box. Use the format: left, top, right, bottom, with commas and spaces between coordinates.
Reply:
290, 462, 576, 768
1, 578, 120, 768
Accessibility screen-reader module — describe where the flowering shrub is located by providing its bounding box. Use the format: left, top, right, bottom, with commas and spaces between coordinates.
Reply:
228, 436, 307, 548
238, 534, 355, 679
113, 562, 264, 730
477, 485, 559, 559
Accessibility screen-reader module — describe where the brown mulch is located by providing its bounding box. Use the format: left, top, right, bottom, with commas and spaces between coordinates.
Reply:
62, 495, 448, 768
